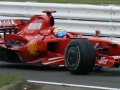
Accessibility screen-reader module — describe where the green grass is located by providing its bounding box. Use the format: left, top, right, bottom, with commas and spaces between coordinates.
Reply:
0, 74, 25, 87
1, 0, 120, 4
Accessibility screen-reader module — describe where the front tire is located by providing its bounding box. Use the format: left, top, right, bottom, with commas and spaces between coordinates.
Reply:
65, 39, 96, 75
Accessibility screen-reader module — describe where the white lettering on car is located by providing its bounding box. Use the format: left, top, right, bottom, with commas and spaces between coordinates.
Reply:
99, 57, 108, 64
0, 20, 17, 26
28, 23, 42, 30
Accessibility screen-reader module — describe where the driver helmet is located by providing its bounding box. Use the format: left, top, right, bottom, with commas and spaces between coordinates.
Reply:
53, 26, 66, 38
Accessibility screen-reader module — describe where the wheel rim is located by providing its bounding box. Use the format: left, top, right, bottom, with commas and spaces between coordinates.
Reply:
66, 46, 80, 68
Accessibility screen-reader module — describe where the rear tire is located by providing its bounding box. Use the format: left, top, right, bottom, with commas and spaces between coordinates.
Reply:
0, 47, 21, 63
65, 39, 96, 75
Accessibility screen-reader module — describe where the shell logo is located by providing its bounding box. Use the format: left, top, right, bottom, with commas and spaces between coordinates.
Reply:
27, 42, 38, 55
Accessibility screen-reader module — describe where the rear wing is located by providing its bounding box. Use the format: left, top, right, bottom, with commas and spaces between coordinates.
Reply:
0, 19, 23, 34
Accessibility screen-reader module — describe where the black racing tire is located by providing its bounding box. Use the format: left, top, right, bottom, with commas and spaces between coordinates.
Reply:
65, 39, 96, 75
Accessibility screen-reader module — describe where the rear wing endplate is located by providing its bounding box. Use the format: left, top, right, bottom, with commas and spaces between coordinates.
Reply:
0, 19, 23, 33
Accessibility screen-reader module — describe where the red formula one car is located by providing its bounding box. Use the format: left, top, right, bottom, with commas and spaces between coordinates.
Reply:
0, 10, 120, 75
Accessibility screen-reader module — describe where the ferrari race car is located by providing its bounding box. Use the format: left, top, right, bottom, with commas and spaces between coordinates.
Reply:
0, 10, 120, 75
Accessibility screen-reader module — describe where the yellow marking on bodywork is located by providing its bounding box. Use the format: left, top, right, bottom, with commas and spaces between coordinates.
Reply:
27, 42, 38, 55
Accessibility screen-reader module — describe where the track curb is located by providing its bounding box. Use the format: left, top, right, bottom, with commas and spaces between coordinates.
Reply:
0, 81, 25, 90
0, 80, 119, 90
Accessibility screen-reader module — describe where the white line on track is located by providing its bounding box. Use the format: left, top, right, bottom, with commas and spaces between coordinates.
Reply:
28, 80, 120, 90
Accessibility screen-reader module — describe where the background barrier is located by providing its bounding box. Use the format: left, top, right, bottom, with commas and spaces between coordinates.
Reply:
0, 2, 120, 37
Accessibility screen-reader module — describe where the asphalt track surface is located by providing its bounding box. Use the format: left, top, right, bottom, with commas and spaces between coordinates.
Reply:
0, 62, 120, 89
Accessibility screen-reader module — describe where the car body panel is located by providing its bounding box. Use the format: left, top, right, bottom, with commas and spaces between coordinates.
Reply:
0, 10, 120, 70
